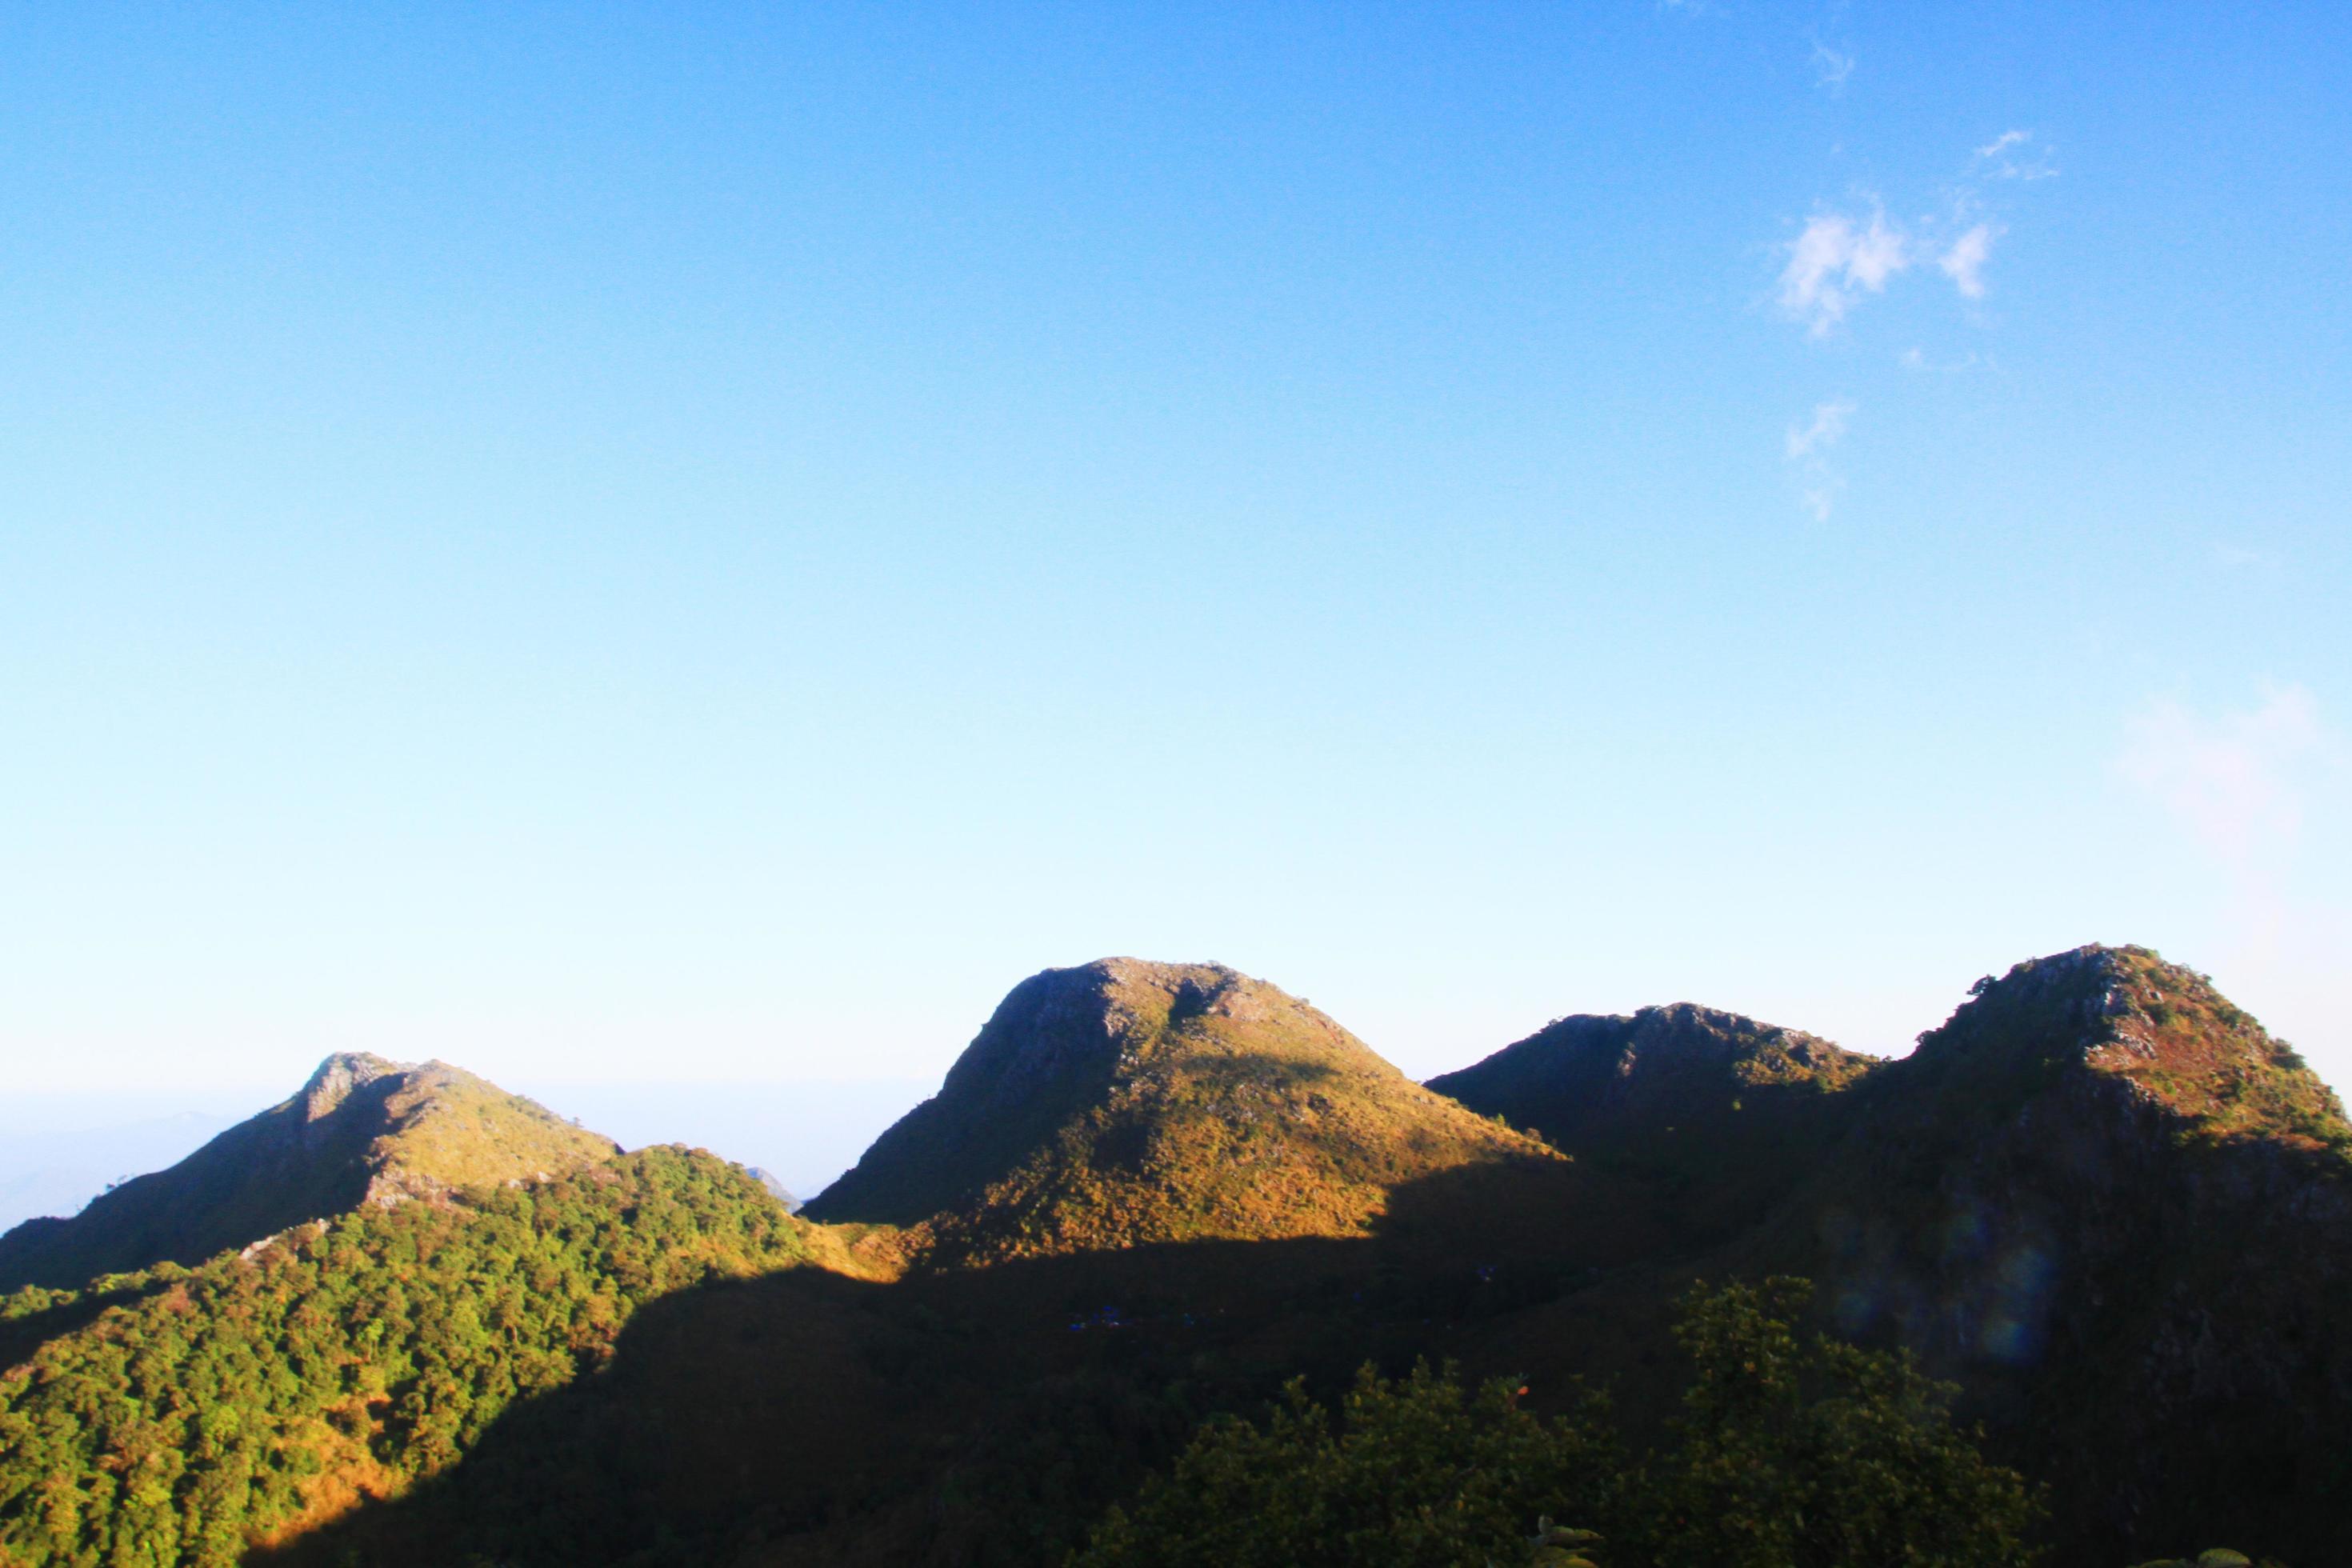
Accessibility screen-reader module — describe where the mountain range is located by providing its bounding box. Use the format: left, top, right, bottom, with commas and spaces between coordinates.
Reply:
2, 944, 2346, 1566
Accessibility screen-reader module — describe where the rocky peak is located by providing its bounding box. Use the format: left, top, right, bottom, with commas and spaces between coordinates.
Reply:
806, 958, 1538, 1251
938, 958, 1371, 1111
1905, 944, 2348, 1152
299, 1052, 408, 1121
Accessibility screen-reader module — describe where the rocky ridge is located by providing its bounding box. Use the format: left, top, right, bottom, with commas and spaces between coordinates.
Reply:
0, 1052, 620, 1290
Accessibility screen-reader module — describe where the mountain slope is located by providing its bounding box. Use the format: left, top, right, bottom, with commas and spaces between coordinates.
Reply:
806, 958, 1558, 1263
1426, 1003, 1878, 1142
1427, 1003, 1879, 1241
0, 1054, 621, 1290
1730, 945, 2352, 1560
0, 1148, 827, 1568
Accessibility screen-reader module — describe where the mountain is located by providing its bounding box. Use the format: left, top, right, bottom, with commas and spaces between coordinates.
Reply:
1449, 946, 2352, 1563
1427, 1002, 1880, 1241
7, 946, 2350, 1566
806, 958, 1558, 1263
0, 1053, 622, 1290
0, 1147, 822, 1567
1791, 944, 2352, 1558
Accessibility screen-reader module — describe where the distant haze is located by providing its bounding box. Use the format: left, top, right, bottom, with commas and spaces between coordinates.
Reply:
0, 1098, 244, 1232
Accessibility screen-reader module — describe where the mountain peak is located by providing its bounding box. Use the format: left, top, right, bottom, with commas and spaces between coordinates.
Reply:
806, 958, 1546, 1261
0, 1057, 620, 1290
936, 958, 1377, 1110
1920, 944, 2348, 1150
299, 1050, 407, 1119
1424, 1000, 1879, 1242
1428, 1001, 1878, 1144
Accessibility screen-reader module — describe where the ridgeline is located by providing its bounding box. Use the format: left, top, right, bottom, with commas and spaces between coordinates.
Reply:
2, 946, 2346, 1566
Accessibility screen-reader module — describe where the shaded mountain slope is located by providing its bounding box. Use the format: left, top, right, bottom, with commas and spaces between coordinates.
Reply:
806, 958, 1559, 1266
1427, 1002, 1880, 1242
0, 1054, 621, 1290
1792, 944, 2352, 1560
1453, 946, 2352, 1565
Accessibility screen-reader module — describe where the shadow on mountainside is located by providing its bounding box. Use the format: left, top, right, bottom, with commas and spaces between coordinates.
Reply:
246, 1156, 1699, 1568
0, 1077, 405, 1291
242, 1110, 2352, 1568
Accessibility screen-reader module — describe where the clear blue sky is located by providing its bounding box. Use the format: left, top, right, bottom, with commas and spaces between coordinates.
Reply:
4, 3, 2347, 1118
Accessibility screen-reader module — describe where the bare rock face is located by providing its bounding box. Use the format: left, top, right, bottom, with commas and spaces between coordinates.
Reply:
805, 958, 1551, 1262
0, 1055, 620, 1290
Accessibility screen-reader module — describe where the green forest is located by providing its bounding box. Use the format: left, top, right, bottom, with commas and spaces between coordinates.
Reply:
1074, 1278, 2045, 1568
0, 1150, 810, 1567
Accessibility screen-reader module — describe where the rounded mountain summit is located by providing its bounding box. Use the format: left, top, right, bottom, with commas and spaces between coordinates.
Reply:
805, 958, 1556, 1263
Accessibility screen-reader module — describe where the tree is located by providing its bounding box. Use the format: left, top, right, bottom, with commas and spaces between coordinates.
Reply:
1070, 1360, 1618, 1567
1634, 1277, 2041, 1568
1072, 1278, 2046, 1568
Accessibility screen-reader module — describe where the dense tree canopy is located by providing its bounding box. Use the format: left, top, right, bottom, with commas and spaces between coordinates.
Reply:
0, 1148, 809, 1568
1073, 1278, 2043, 1568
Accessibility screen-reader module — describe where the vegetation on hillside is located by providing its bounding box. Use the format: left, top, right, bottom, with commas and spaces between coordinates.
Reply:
0, 1054, 622, 1291
0, 1148, 811, 1567
1894, 946, 2350, 1154
1789, 944, 2352, 1565
3, 947, 2344, 1566
812, 959, 1556, 1265
1073, 1278, 2042, 1568
1426, 1005, 1880, 1243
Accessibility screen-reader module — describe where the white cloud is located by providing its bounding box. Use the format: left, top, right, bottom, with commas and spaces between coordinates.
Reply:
1973, 129, 2058, 181
1785, 399, 1855, 459
1938, 223, 1998, 299
1811, 42, 1855, 91
1778, 210, 1912, 335
1773, 135, 2050, 339
2121, 684, 2330, 863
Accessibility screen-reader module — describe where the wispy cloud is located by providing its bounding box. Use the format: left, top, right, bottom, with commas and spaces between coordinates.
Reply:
1785, 399, 1855, 459
1778, 210, 1911, 335
2120, 684, 2332, 864
1784, 399, 1856, 519
1938, 223, 1998, 299
1810, 42, 1855, 92
1974, 129, 2058, 181
2214, 542, 2277, 570
1899, 346, 1983, 374
1772, 134, 2053, 338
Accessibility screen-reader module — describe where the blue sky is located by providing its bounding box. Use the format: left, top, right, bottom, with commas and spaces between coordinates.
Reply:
3, 4, 2348, 1141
